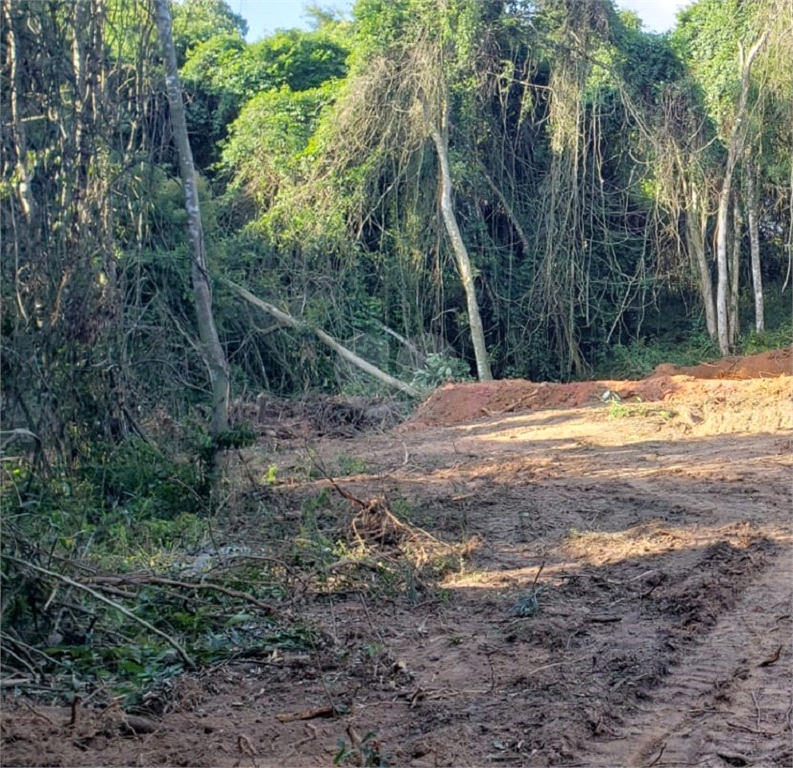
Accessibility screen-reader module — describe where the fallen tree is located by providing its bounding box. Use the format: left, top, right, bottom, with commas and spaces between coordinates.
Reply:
222, 278, 421, 397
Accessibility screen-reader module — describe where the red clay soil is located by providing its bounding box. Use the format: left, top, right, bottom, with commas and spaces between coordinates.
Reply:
652, 346, 791, 379
2, 348, 791, 768
407, 347, 792, 428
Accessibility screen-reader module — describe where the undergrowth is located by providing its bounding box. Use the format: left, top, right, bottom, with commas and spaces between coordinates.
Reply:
0, 433, 305, 710
335, 730, 389, 767
1, 434, 473, 712
594, 313, 791, 380
594, 331, 719, 380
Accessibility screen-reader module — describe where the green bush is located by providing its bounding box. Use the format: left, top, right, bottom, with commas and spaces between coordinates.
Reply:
411, 353, 473, 390
79, 437, 205, 522
738, 325, 792, 355
594, 332, 719, 380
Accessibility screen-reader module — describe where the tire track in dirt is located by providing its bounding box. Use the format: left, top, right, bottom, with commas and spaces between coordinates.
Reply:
591, 545, 792, 767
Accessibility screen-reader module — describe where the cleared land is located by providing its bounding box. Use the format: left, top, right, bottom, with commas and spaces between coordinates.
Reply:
2, 349, 791, 767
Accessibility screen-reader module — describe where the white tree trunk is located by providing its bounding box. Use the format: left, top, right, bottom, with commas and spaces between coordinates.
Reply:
153, 0, 229, 435
715, 178, 734, 354
714, 33, 767, 355
420, 94, 492, 381
746, 165, 764, 332
3, 0, 36, 223
728, 196, 741, 346
687, 188, 717, 339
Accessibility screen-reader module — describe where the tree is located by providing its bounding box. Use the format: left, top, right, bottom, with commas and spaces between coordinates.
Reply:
673, 0, 786, 353
712, 32, 767, 353
180, 27, 349, 169
214, 0, 788, 387
739, 0, 793, 332
415, 27, 492, 381
745, 161, 763, 332
641, 76, 720, 340
153, 0, 230, 436
221, 85, 335, 209
283, 0, 495, 380
0, 0, 145, 461
171, 0, 247, 65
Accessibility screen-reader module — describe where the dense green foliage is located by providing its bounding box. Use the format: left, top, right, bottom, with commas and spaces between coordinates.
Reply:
1, 0, 790, 705
181, 26, 349, 165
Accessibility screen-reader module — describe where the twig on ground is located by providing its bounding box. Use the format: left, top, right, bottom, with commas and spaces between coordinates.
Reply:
480, 390, 538, 417
758, 645, 782, 667
87, 574, 280, 616
3, 555, 195, 669
751, 689, 762, 731
288, 723, 318, 752
276, 706, 336, 723
20, 700, 54, 723
647, 742, 666, 767
359, 593, 387, 648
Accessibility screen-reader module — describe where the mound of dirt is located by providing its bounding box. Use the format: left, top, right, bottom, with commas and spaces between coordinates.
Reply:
651, 347, 791, 379
407, 348, 792, 428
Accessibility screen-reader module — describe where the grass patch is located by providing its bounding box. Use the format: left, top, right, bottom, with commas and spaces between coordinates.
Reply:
608, 399, 674, 421
335, 454, 371, 476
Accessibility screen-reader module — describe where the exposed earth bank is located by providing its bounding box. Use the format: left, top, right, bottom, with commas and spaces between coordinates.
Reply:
408, 347, 792, 427
2, 349, 791, 767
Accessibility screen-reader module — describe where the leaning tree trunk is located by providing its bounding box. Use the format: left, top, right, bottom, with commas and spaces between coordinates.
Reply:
153, 0, 229, 435
420, 93, 492, 381
745, 163, 764, 332
714, 33, 768, 355
223, 279, 420, 397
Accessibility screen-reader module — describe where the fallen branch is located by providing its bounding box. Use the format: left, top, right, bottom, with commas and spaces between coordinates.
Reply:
222, 278, 420, 397
3, 555, 195, 669
276, 705, 337, 723
86, 574, 280, 616
480, 390, 538, 417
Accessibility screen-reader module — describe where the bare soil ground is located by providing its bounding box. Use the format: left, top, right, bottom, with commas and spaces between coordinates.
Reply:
3, 349, 792, 767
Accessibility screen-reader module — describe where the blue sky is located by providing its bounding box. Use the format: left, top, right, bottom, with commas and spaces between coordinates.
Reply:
232, 0, 691, 42
231, 0, 350, 40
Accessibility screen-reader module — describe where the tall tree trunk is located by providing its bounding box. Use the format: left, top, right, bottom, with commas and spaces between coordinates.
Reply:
715, 181, 733, 354
745, 163, 764, 332
3, 0, 35, 325
687, 188, 717, 339
153, 0, 229, 435
70, 0, 89, 184
714, 33, 768, 355
420, 93, 492, 381
728, 195, 741, 346
3, 0, 35, 224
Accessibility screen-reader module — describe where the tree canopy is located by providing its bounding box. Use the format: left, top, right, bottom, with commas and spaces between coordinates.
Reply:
2, 0, 791, 449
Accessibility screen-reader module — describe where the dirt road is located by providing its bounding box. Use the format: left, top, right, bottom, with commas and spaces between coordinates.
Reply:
2, 350, 791, 766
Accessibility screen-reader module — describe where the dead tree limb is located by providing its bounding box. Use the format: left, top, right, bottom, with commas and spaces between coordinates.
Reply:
3, 556, 195, 669
222, 278, 421, 397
